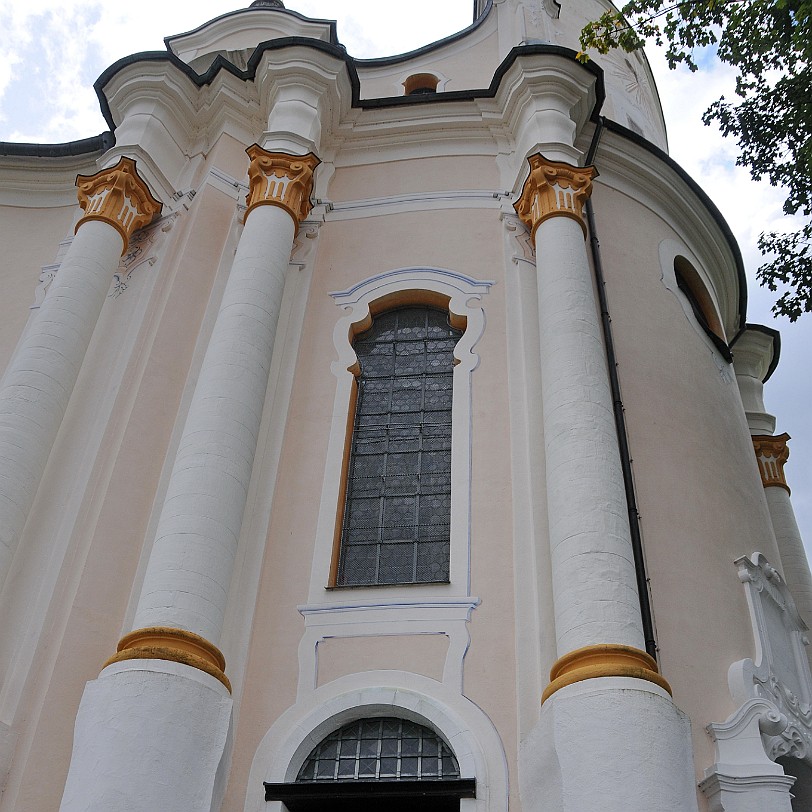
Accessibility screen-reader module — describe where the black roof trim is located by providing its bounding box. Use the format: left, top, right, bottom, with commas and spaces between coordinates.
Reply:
730, 323, 781, 381
93, 40, 604, 128
0, 132, 114, 158
163, 5, 339, 51
353, 1, 493, 67
358, 44, 604, 111
600, 118, 748, 329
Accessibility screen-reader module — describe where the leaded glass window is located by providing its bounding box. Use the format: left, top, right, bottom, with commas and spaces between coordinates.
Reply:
296, 717, 460, 782
337, 307, 462, 586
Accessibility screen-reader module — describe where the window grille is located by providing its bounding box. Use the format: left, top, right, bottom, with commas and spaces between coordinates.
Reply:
337, 307, 462, 586
296, 717, 461, 782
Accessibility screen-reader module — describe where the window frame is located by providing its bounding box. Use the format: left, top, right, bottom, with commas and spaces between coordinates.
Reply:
333, 305, 463, 588
306, 268, 491, 603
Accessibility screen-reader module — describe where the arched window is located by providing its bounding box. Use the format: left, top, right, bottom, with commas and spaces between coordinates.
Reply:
297, 717, 460, 782
404, 73, 440, 95
674, 256, 731, 360
334, 307, 463, 587
265, 716, 475, 811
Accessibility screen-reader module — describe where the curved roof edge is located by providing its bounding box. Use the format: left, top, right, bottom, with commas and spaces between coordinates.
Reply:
164, 5, 339, 51
600, 118, 748, 330
353, 0, 494, 66
92, 41, 604, 126
0, 132, 114, 159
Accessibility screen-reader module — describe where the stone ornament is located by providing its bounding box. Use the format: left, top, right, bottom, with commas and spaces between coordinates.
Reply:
753, 433, 791, 493
75, 157, 162, 253
245, 145, 320, 231
514, 153, 596, 239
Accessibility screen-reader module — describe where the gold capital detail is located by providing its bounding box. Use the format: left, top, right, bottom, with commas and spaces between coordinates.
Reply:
104, 627, 231, 692
245, 145, 320, 232
514, 153, 596, 240
752, 433, 791, 494
541, 644, 672, 704
76, 157, 162, 253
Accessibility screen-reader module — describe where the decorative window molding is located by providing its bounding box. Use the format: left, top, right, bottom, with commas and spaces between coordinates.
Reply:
243, 675, 509, 812
305, 268, 492, 604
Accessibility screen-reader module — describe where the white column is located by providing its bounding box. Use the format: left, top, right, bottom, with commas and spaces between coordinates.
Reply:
754, 434, 812, 627
513, 154, 665, 693
60, 148, 319, 812
109, 148, 320, 687
733, 328, 812, 630
514, 154, 698, 812
0, 157, 160, 586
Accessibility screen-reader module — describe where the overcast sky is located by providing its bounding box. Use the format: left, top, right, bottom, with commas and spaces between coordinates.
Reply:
1, 0, 809, 558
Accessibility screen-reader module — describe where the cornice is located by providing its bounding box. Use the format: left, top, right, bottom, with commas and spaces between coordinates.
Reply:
730, 324, 781, 383
3, 37, 747, 329
0, 151, 101, 207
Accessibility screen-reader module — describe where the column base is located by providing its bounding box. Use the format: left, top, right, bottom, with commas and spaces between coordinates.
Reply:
542, 644, 672, 703
520, 677, 698, 812
59, 659, 232, 812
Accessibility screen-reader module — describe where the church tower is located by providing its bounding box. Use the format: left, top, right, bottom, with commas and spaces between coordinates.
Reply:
0, 2, 809, 810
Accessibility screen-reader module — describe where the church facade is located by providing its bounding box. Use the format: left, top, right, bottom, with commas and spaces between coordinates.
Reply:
0, 1, 810, 810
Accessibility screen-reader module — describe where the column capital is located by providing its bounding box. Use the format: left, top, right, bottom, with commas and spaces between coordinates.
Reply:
76, 157, 162, 253
514, 153, 596, 240
245, 145, 320, 232
753, 433, 791, 493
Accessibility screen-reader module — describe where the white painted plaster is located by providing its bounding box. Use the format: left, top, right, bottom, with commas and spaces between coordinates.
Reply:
502, 211, 550, 735
732, 328, 778, 435
0, 219, 123, 591
535, 213, 645, 653
134, 203, 296, 642
243, 673, 508, 812
59, 660, 232, 812
522, 677, 699, 811
765, 488, 812, 632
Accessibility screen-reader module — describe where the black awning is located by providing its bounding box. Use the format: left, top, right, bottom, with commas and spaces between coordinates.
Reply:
264, 778, 476, 811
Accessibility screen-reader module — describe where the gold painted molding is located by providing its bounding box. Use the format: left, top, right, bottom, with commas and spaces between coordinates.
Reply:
514, 153, 596, 239
541, 643, 672, 704
76, 157, 162, 253
752, 433, 791, 493
104, 626, 231, 692
245, 145, 320, 231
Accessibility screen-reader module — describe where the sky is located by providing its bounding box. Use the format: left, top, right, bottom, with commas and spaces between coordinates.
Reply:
0, 0, 809, 557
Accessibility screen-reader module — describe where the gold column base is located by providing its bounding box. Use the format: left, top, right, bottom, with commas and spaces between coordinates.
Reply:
104, 627, 231, 693
541, 644, 671, 704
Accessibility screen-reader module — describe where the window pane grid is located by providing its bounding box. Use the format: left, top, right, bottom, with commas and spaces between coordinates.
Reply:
337, 308, 461, 586
297, 717, 461, 783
